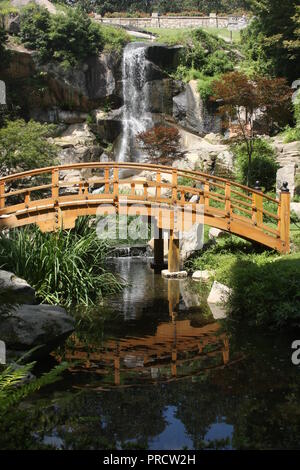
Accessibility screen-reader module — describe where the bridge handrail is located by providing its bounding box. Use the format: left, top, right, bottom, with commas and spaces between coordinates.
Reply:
0, 162, 279, 203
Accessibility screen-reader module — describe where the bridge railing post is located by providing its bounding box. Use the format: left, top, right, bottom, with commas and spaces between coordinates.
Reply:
156, 171, 161, 200
279, 182, 290, 253
252, 181, 263, 227
52, 168, 59, 200
104, 167, 110, 194
0, 181, 5, 210
172, 169, 178, 203
113, 167, 119, 212
225, 182, 231, 214
204, 180, 210, 208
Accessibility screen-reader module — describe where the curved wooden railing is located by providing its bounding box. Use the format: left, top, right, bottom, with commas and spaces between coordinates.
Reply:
0, 162, 290, 253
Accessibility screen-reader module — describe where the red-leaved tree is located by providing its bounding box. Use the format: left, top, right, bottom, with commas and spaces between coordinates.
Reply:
212, 71, 292, 185
137, 125, 185, 165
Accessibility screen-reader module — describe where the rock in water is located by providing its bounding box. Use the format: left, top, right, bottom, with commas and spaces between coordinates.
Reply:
207, 281, 232, 305
0, 270, 36, 304
207, 281, 232, 320
0, 305, 75, 356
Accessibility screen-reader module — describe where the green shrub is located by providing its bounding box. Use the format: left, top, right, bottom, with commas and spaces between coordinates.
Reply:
233, 138, 279, 191
187, 236, 300, 329
161, 27, 236, 87
19, 5, 129, 65
0, 119, 58, 173
197, 74, 219, 101
201, 50, 234, 76
0, 220, 123, 307
283, 98, 300, 143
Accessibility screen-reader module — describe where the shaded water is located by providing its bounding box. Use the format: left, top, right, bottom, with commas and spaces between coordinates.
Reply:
3, 258, 300, 450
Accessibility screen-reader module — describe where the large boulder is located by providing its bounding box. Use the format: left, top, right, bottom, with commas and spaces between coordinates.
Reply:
207, 281, 232, 305
174, 128, 229, 173
0, 304, 75, 356
276, 164, 297, 198
208, 228, 229, 240
192, 270, 215, 282
207, 281, 232, 320
180, 223, 204, 260
0, 270, 35, 304
291, 202, 300, 218
146, 79, 181, 114
145, 44, 182, 71
93, 107, 123, 143
0, 46, 122, 114
173, 80, 222, 136
272, 137, 300, 171
52, 124, 103, 183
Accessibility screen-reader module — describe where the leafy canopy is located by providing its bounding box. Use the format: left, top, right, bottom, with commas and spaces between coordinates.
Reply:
234, 138, 279, 191
241, 0, 300, 82
0, 119, 58, 173
19, 5, 128, 66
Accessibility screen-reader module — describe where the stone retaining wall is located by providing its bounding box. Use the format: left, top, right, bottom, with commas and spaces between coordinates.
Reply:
94, 13, 248, 31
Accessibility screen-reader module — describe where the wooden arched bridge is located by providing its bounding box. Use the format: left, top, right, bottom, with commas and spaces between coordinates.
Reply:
0, 162, 290, 272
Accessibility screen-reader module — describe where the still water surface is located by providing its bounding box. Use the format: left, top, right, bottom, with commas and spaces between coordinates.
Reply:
8, 258, 300, 450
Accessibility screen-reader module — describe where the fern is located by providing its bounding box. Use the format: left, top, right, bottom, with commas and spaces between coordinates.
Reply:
0, 360, 69, 415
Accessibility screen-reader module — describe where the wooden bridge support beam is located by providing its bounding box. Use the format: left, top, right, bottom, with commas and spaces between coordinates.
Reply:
153, 228, 165, 273
168, 230, 180, 273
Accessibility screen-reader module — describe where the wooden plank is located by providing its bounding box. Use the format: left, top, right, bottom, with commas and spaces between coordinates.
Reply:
252, 190, 263, 226
0, 182, 5, 210
280, 190, 290, 253
172, 170, 178, 203
105, 168, 110, 194
52, 168, 59, 200
168, 230, 180, 273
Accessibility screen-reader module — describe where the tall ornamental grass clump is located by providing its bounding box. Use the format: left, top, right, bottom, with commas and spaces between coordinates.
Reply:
0, 220, 123, 307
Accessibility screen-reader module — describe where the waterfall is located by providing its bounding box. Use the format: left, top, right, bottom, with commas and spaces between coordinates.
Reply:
118, 43, 153, 163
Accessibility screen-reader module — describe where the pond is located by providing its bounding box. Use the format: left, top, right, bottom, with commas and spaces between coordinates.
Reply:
2, 258, 300, 450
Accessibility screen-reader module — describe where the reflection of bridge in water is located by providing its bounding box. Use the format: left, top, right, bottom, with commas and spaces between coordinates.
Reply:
56, 281, 241, 389
61, 320, 230, 388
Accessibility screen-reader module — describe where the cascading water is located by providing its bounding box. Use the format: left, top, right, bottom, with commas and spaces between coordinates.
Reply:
118, 43, 153, 163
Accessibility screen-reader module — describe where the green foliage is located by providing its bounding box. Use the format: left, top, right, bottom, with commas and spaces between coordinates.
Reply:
19, 5, 129, 66
100, 25, 130, 54
201, 50, 234, 76
233, 138, 279, 191
56, 0, 250, 15
0, 219, 123, 307
241, 0, 299, 82
0, 119, 58, 173
0, 358, 68, 416
197, 73, 218, 101
162, 28, 235, 90
188, 236, 300, 329
282, 97, 300, 143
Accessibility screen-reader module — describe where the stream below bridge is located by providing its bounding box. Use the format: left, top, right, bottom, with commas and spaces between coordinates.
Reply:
11, 258, 300, 450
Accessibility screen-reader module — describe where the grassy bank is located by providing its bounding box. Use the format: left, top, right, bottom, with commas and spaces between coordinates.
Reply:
187, 234, 300, 329
148, 27, 240, 44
